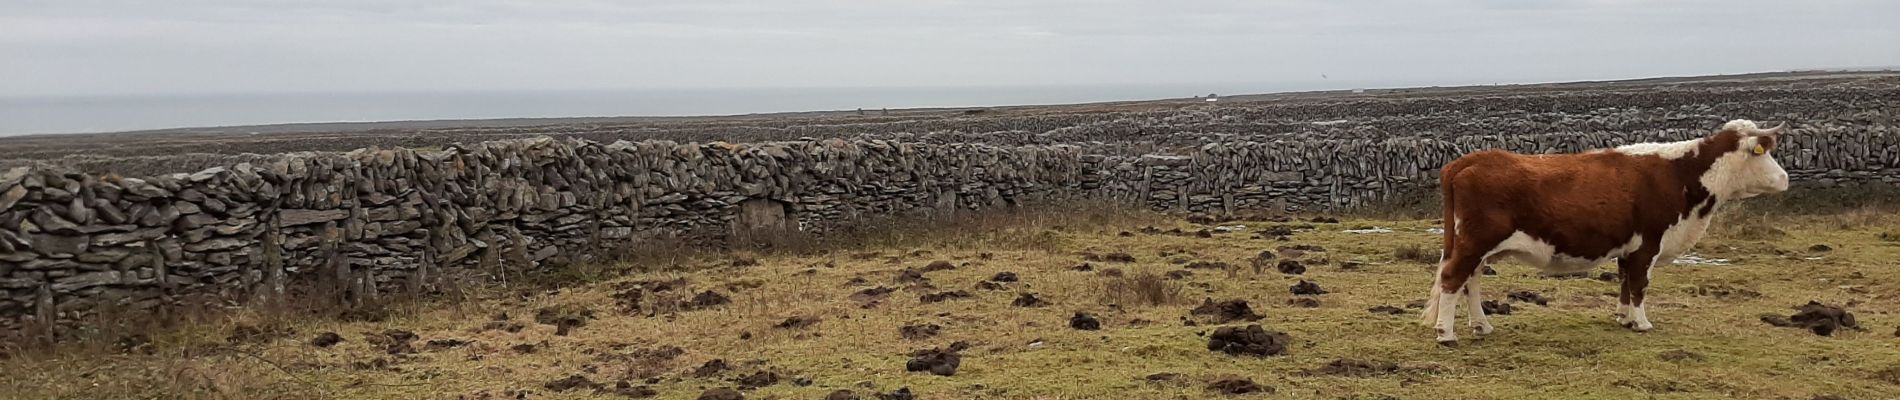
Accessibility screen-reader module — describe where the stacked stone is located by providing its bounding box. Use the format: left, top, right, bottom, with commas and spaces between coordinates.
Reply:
5, 79, 1900, 334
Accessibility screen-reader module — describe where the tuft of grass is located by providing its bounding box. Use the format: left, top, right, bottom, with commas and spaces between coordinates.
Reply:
1392, 243, 1440, 264
1097, 272, 1186, 307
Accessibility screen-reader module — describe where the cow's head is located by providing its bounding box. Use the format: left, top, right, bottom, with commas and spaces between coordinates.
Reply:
1706, 119, 1790, 199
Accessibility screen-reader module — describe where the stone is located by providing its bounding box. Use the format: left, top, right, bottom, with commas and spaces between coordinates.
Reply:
53, 271, 121, 292
0, 185, 27, 211
279, 209, 349, 226
27, 233, 89, 256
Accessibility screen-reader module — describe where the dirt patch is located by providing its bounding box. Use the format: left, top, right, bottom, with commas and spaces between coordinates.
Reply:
603, 381, 658, 398
693, 359, 731, 378
685, 291, 732, 310
899, 324, 941, 340
1507, 291, 1549, 306
1481, 300, 1514, 315
826, 390, 859, 400
1368, 306, 1405, 315
875, 387, 915, 400
1287, 298, 1321, 308
696, 387, 743, 400
1658, 350, 1704, 362
1206, 324, 1290, 357
535, 305, 596, 336
1276, 260, 1305, 275
850, 286, 896, 303
425, 338, 471, 350
1097, 268, 1124, 277
1087, 252, 1137, 263
919, 290, 973, 303
922, 260, 957, 272
612, 289, 646, 314
510, 343, 538, 354
905, 346, 962, 376
1207, 377, 1272, 395
545, 374, 600, 392
1308, 358, 1400, 377
1071, 263, 1095, 272
1186, 261, 1231, 270
1190, 298, 1264, 323
1012, 293, 1050, 307
1289, 280, 1326, 295
775, 316, 821, 329
989, 272, 1019, 282
1598, 272, 1619, 282
480, 320, 526, 333
1166, 270, 1194, 280
1761, 301, 1858, 336
975, 281, 1005, 291
895, 269, 929, 284
1874, 366, 1900, 385
1809, 244, 1833, 252
1070, 312, 1102, 330
735, 371, 779, 388
225, 322, 292, 344
309, 332, 343, 348
1689, 284, 1762, 299
366, 329, 418, 354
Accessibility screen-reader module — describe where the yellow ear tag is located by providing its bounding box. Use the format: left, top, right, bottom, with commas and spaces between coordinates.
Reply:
1752, 144, 1767, 155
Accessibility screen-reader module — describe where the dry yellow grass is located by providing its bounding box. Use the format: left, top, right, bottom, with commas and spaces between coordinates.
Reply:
4, 206, 1899, 400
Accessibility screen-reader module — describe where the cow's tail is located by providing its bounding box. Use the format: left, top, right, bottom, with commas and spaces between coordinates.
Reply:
1422, 159, 1463, 326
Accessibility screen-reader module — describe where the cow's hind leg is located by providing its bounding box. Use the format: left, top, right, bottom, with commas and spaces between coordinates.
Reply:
1463, 277, 1494, 337
1429, 251, 1486, 345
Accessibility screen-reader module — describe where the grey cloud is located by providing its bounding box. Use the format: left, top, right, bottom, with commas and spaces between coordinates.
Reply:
2, 0, 1897, 96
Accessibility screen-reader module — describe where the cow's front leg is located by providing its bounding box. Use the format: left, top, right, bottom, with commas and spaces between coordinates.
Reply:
1616, 252, 1658, 332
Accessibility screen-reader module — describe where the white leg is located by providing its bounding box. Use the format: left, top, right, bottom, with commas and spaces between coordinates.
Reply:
1463, 279, 1494, 336
1627, 303, 1653, 331
1615, 302, 1632, 325
1435, 290, 1461, 344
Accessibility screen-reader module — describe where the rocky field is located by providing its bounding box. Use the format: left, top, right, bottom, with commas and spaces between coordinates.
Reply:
4, 71, 1896, 176
4, 203, 1897, 400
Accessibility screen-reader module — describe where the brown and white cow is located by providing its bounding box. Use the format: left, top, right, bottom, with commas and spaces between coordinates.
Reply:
1422, 119, 1790, 344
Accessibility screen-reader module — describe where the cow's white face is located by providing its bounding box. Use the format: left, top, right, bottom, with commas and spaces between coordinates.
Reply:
1706, 121, 1790, 199
1735, 136, 1790, 198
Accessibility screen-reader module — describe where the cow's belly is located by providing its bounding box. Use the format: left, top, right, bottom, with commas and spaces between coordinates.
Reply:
1484, 231, 1642, 274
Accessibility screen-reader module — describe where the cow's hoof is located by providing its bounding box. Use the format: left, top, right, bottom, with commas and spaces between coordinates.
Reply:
1625, 322, 1654, 332
1437, 339, 1459, 347
1472, 323, 1495, 336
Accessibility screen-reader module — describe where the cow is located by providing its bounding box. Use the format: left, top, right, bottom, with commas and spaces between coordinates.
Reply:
1422, 119, 1791, 345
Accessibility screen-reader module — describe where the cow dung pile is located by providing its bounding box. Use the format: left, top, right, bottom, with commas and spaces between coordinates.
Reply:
1761, 301, 1858, 336
1206, 324, 1290, 357
1190, 298, 1265, 323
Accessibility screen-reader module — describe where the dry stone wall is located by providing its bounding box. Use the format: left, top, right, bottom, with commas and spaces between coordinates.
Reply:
5, 111, 1900, 335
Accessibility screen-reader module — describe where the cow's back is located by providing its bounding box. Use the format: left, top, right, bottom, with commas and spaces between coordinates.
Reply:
1440, 149, 1679, 261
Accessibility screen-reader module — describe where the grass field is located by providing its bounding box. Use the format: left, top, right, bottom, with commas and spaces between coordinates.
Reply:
4, 205, 1898, 400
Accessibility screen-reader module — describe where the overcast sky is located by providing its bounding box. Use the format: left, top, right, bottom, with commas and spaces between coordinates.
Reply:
4, 0, 1898, 97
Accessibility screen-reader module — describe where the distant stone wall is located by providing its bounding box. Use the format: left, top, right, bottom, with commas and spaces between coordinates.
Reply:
4, 124, 1897, 333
